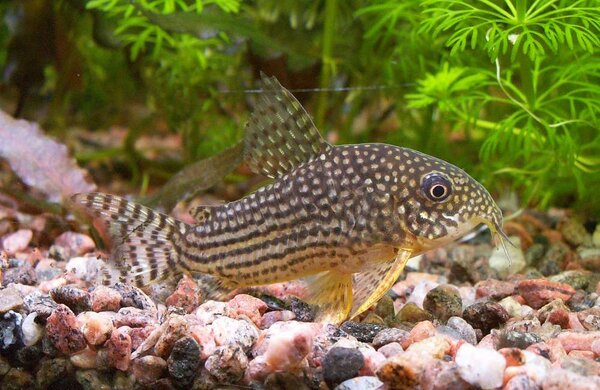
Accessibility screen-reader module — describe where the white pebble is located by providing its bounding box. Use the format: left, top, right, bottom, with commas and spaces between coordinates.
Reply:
489, 236, 525, 276
455, 343, 506, 389
211, 316, 259, 352
21, 312, 43, 346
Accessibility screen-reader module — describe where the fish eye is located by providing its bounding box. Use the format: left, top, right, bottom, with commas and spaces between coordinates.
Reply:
422, 173, 452, 202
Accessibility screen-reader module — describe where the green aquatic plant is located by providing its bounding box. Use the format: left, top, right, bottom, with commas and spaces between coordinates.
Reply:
360, 0, 600, 212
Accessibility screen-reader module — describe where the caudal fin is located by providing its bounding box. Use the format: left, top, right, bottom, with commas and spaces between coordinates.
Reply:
72, 192, 188, 287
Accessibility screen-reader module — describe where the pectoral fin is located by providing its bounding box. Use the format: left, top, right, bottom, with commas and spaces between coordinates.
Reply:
304, 271, 353, 324
349, 250, 412, 319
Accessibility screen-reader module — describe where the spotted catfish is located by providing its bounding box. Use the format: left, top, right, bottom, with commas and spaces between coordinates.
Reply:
73, 75, 509, 323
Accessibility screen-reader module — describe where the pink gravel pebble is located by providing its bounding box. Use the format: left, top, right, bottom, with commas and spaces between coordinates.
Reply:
557, 331, 600, 352
54, 231, 95, 256
403, 320, 436, 349
226, 294, 268, 327
107, 327, 132, 371
1, 229, 32, 255
189, 324, 217, 360
165, 275, 201, 314
131, 356, 167, 385
45, 304, 87, 355
518, 279, 576, 309
90, 286, 122, 312
70, 347, 98, 369
260, 310, 296, 329
79, 311, 114, 346
377, 342, 404, 358
129, 325, 155, 351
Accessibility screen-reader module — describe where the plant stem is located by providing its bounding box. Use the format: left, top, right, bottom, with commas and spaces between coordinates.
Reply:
316, 0, 337, 129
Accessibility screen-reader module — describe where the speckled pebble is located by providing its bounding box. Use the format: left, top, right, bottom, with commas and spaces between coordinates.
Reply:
261, 309, 296, 328
462, 301, 509, 335
167, 336, 201, 387
107, 328, 132, 371
131, 355, 167, 385
1, 229, 32, 254
45, 304, 87, 354
154, 314, 190, 358
79, 311, 114, 346
519, 279, 576, 309
423, 284, 463, 322
90, 286, 121, 312
211, 316, 259, 353
23, 291, 57, 321
395, 302, 434, 323
372, 328, 410, 349
50, 285, 91, 313
35, 358, 74, 389
226, 293, 268, 326
165, 275, 202, 314
322, 347, 365, 389
340, 321, 386, 343
204, 344, 248, 383
0, 285, 23, 313
334, 376, 384, 390
54, 231, 95, 257
542, 367, 600, 390
112, 282, 156, 311
445, 316, 477, 345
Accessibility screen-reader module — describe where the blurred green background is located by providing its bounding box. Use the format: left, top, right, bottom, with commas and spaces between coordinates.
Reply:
0, 0, 599, 213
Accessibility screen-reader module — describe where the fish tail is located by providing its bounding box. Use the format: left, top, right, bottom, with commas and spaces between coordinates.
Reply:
72, 192, 189, 287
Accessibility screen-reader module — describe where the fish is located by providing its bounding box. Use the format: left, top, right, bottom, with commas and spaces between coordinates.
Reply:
73, 74, 508, 324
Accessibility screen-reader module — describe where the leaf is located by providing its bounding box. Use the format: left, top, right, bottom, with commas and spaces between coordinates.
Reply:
0, 110, 97, 203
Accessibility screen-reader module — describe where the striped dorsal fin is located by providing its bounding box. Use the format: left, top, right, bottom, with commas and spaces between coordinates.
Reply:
243, 73, 332, 179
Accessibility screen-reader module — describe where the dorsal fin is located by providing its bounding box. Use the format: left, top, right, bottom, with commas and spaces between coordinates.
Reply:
243, 74, 332, 178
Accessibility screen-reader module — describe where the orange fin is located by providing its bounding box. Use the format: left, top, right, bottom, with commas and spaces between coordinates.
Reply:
305, 271, 353, 324
349, 250, 412, 319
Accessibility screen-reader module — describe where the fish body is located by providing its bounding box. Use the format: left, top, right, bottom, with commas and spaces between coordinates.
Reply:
75, 75, 505, 323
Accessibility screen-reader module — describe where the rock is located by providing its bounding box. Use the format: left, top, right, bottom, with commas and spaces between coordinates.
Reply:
567, 290, 594, 312
404, 320, 436, 349
542, 367, 600, 390
35, 258, 62, 281
1, 229, 32, 254
538, 242, 570, 276
322, 347, 365, 388
107, 328, 132, 371
90, 286, 122, 312
155, 314, 190, 358
45, 304, 86, 354
455, 343, 506, 389
79, 311, 114, 345
289, 297, 314, 322
194, 300, 227, 325
421, 360, 475, 390
525, 243, 546, 266
165, 275, 202, 314
114, 307, 157, 328
374, 295, 395, 320
537, 299, 571, 328
556, 331, 600, 353
422, 284, 462, 322
168, 336, 201, 387
54, 231, 95, 257
462, 301, 509, 335
335, 376, 384, 390
578, 247, 600, 272
70, 347, 98, 369
406, 280, 439, 308
489, 236, 526, 276
2, 368, 35, 390
340, 321, 386, 343
204, 344, 248, 383
261, 322, 317, 372
264, 372, 310, 390
504, 374, 539, 390
211, 316, 259, 353
132, 356, 167, 385
499, 331, 543, 350
50, 285, 91, 313
377, 342, 404, 358
2, 264, 37, 285
75, 369, 112, 390
21, 312, 43, 346
261, 310, 296, 328
560, 356, 600, 377
130, 325, 155, 350
395, 302, 434, 323
593, 224, 600, 247
64, 256, 104, 282
112, 282, 156, 311
226, 293, 268, 326
518, 279, 577, 309
0, 355, 10, 376
576, 307, 600, 331
23, 291, 57, 322
0, 285, 23, 313
560, 219, 592, 247
16, 344, 44, 368
35, 358, 74, 389
372, 328, 410, 349
475, 279, 517, 300
550, 270, 594, 291
445, 316, 477, 345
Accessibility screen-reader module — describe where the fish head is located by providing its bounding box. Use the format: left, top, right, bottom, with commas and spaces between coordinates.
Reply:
395, 148, 506, 251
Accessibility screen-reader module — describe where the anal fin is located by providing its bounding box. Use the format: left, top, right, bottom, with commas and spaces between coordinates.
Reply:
349, 250, 412, 319
305, 271, 353, 324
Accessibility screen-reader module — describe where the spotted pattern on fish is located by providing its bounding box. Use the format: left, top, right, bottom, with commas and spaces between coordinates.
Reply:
73, 74, 505, 323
